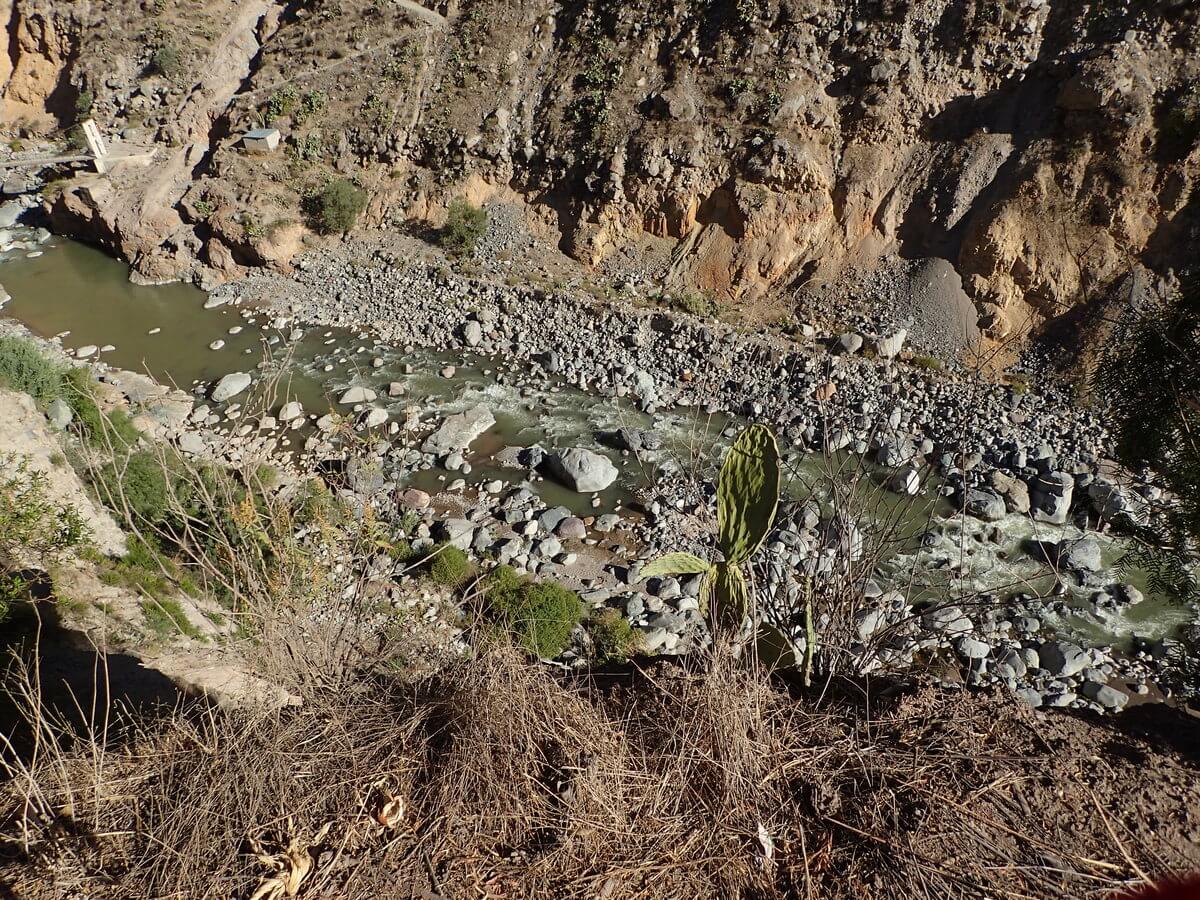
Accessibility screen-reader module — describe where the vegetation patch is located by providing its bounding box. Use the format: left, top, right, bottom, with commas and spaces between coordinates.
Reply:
147, 44, 181, 78
0, 335, 137, 448
95, 451, 173, 528
439, 199, 488, 257
304, 178, 367, 234
587, 607, 640, 664
484, 564, 584, 659
140, 596, 203, 641
0, 456, 90, 622
426, 544, 472, 588
1160, 82, 1200, 160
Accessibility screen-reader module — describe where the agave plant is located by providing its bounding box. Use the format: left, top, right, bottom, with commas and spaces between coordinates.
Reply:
641, 424, 780, 633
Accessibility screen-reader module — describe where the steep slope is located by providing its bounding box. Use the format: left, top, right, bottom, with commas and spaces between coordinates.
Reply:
3, 0, 1198, 345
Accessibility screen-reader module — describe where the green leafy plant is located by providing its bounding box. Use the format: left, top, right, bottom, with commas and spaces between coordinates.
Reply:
0, 456, 91, 621
74, 89, 94, 120
287, 133, 323, 164
141, 596, 203, 640
0, 336, 136, 448
147, 45, 181, 78
96, 451, 172, 528
439, 198, 487, 257
641, 424, 780, 633
588, 607, 640, 664
266, 85, 299, 120
675, 292, 721, 318
297, 89, 327, 124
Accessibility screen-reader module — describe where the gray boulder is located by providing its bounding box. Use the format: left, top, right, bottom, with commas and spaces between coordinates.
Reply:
438, 519, 475, 551
46, 398, 73, 429
547, 448, 619, 493
989, 471, 1030, 514
955, 637, 991, 660
279, 400, 304, 421
836, 332, 864, 354
1031, 471, 1074, 525
178, 431, 206, 455
875, 328, 907, 359
1081, 681, 1128, 710
555, 516, 587, 540
338, 385, 377, 405
965, 489, 1006, 521
1055, 536, 1102, 573
463, 320, 483, 347
211, 372, 252, 402
421, 406, 496, 454
1039, 640, 1089, 677
399, 488, 430, 510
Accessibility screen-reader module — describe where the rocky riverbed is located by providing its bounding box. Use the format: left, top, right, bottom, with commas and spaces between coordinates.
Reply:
2, 232, 1196, 714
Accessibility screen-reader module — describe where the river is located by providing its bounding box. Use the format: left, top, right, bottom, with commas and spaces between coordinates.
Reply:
0, 232, 1193, 649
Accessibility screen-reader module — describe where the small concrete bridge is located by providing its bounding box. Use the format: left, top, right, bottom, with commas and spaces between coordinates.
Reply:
0, 120, 154, 175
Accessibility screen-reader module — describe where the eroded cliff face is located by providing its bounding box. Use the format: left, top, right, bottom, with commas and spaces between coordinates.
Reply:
2, 0, 1198, 345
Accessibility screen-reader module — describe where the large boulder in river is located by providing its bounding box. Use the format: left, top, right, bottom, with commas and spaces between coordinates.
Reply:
1031, 471, 1074, 525
211, 372, 251, 403
964, 489, 1006, 521
1054, 536, 1103, 573
547, 447, 619, 493
421, 406, 496, 455
338, 385, 376, 405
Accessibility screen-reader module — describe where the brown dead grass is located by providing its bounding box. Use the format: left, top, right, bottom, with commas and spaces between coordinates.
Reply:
2, 642, 1199, 899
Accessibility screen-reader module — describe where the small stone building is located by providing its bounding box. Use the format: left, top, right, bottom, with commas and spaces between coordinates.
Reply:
242, 128, 281, 153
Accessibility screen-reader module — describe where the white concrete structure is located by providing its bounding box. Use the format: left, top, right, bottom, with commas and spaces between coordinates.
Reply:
242, 128, 281, 153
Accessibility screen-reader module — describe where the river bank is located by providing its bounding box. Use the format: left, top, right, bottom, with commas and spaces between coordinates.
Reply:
0, 228, 1196, 713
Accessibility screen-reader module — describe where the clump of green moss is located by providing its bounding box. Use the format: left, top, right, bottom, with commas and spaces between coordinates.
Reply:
588, 607, 640, 664
427, 544, 472, 588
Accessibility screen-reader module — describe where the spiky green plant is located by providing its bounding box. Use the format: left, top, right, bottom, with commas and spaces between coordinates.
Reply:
641, 424, 780, 633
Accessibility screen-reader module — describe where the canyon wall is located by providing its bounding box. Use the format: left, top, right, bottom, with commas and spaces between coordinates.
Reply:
2, 0, 1198, 343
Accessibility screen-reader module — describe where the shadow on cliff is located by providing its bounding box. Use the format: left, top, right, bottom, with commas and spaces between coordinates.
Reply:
0, 597, 184, 766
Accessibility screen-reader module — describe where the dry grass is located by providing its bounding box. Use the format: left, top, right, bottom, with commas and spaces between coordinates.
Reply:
2, 635, 1197, 899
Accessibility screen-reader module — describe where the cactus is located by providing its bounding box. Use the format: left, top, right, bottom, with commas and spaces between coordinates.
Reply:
641, 424, 780, 633
717, 424, 780, 565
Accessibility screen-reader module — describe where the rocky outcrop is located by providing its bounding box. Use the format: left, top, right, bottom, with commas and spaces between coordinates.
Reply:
6, 0, 1200, 346
0, 389, 126, 556
33, 1, 289, 284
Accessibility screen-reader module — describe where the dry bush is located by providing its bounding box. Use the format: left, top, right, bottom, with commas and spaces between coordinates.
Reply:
5, 633, 1193, 900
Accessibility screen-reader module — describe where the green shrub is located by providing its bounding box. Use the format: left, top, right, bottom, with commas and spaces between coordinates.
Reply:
296, 89, 327, 124
74, 89, 93, 120
1161, 83, 1200, 160
427, 543, 471, 588
304, 178, 367, 234
97, 451, 171, 526
140, 596, 202, 640
485, 565, 584, 658
0, 456, 91, 621
293, 477, 345, 526
0, 336, 140, 447
909, 354, 944, 371
148, 45, 181, 78
100, 536, 174, 598
266, 85, 298, 120
439, 198, 487, 257
0, 335, 67, 401
675, 292, 720, 318
588, 607, 640, 663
